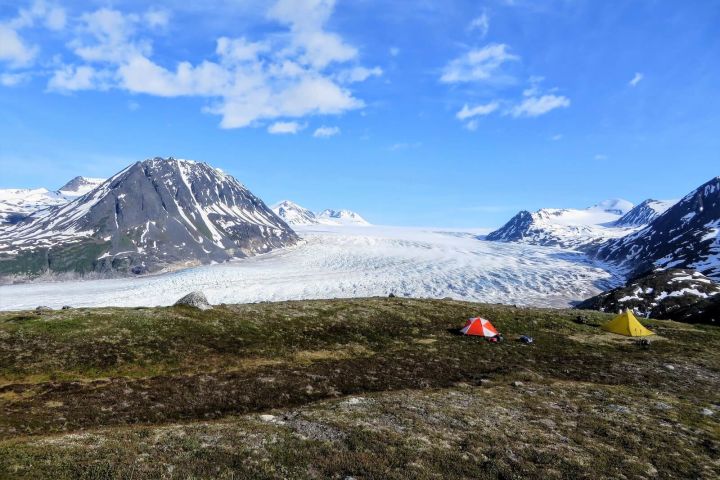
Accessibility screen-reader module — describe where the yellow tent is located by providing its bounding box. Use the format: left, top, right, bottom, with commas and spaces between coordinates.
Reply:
601, 310, 654, 337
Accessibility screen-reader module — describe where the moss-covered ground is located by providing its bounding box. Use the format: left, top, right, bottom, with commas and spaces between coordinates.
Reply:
0, 298, 718, 479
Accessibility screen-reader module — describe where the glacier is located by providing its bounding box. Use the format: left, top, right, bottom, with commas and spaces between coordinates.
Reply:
0, 225, 623, 311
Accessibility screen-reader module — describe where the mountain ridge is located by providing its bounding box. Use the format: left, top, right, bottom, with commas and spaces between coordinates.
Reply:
0, 158, 297, 279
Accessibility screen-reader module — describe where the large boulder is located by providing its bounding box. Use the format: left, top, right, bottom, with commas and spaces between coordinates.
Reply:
174, 291, 212, 310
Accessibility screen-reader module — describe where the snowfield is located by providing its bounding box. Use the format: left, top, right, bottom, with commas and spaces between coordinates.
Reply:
0, 225, 623, 311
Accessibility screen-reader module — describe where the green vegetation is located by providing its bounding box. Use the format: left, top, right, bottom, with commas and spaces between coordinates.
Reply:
0, 239, 111, 277
0, 298, 718, 479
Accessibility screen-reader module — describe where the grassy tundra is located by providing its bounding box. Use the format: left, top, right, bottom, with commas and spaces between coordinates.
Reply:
0, 298, 718, 479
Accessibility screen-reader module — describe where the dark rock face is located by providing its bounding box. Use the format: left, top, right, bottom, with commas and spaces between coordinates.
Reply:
0, 158, 298, 278
576, 268, 720, 323
595, 177, 720, 280
614, 199, 674, 227
486, 211, 534, 242
174, 291, 212, 310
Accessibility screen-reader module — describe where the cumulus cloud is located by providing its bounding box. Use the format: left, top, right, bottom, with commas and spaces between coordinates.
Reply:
26, 1, 373, 130
313, 125, 340, 138
440, 43, 518, 83
11, 1, 66, 31
468, 12, 489, 38
268, 121, 305, 134
456, 102, 499, 120
511, 94, 570, 117
336, 66, 382, 83
0, 25, 37, 66
629, 72, 643, 87
0, 72, 30, 86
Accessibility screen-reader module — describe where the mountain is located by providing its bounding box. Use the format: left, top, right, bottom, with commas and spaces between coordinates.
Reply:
272, 200, 320, 225
0, 177, 105, 225
486, 199, 636, 249
317, 209, 370, 225
595, 176, 720, 280
0, 158, 297, 279
576, 268, 720, 323
614, 199, 675, 227
271, 201, 370, 226
58, 176, 105, 196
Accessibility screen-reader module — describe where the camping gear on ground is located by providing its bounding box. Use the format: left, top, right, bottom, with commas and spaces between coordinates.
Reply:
461, 317, 499, 337
519, 335, 534, 344
601, 310, 654, 337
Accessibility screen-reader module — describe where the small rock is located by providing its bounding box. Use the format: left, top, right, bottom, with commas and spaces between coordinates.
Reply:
174, 291, 212, 310
700, 408, 714, 416
35, 306, 52, 312
512, 381, 524, 387
388, 293, 396, 298
480, 378, 492, 385
654, 402, 673, 411
664, 364, 675, 371
61, 305, 72, 310
259, 414, 276, 422
344, 397, 364, 406
607, 404, 631, 414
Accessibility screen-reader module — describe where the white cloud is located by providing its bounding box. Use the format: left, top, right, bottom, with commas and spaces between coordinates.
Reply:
216, 37, 269, 63
594, 154, 607, 160
389, 47, 400, 57
456, 101, 499, 120
0, 72, 30, 86
268, 121, 304, 134
48, 65, 110, 92
629, 72, 643, 87
36, 1, 372, 130
11, 1, 66, 31
468, 12, 489, 38
0, 25, 37, 66
336, 66, 382, 83
511, 94, 570, 117
440, 43, 518, 83
389, 142, 422, 151
313, 125, 340, 138
144, 9, 170, 28
268, 0, 357, 69
550, 134, 563, 141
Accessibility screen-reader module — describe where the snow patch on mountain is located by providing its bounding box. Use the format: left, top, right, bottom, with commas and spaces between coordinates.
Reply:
272, 201, 370, 226
486, 199, 638, 250
317, 209, 370, 225
614, 199, 676, 227
0, 177, 105, 225
0, 158, 297, 278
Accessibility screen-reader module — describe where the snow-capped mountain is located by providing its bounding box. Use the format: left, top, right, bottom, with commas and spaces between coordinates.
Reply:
272, 201, 370, 226
0, 177, 105, 225
317, 209, 370, 225
486, 199, 637, 250
272, 200, 320, 225
58, 176, 105, 196
614, 199, 676, 227
0, 158, 297, 278
595, 176, 720, 280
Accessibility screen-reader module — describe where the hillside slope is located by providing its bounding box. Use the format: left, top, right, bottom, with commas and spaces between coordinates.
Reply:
0, 158, 297, 278
595, 176, 720, 280
0, 298, 718, 479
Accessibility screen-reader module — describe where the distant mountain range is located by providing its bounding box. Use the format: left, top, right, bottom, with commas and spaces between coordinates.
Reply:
0, 158, 297, 279
488, 176, 719, 280
271, 200, 370, 226
0, 176, 105, 225
485, 198, 644, 250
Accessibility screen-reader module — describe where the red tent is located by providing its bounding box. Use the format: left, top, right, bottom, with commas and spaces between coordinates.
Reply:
461, 317, 499, 337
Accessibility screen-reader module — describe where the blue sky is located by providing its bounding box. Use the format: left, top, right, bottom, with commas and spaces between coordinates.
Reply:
1, 0, 719, 227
